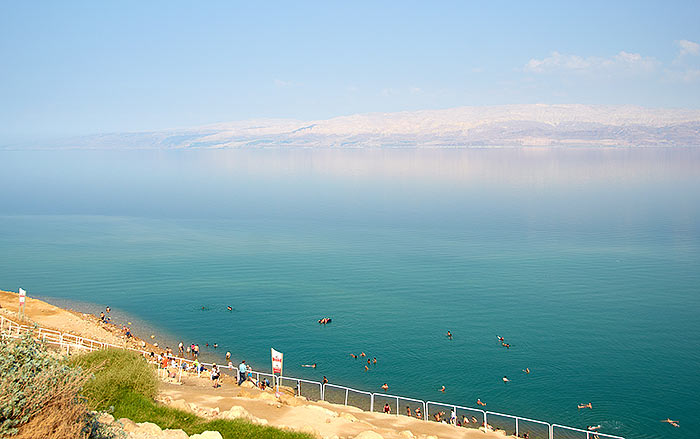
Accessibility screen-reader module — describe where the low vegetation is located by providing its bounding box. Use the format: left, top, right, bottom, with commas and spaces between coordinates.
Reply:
0, 333, 112, 439
0, 335, 310, 439
73, 348, 311, 439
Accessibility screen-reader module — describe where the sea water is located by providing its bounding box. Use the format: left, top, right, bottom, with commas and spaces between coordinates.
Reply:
0, 148, 698, 439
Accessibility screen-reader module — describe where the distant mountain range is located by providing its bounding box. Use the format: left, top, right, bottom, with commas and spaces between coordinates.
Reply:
14, 104, 700, 149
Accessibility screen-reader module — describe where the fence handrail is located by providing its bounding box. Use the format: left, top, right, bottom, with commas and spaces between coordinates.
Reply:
486, 410, 551, 426
1, 314, 627, 439
323, 382, 372, 396
552, 423, 625, 439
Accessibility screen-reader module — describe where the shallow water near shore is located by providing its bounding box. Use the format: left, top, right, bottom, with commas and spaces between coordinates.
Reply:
1, 148, 699, 439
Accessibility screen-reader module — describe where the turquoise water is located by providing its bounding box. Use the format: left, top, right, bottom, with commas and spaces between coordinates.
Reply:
1, 148, 699, 439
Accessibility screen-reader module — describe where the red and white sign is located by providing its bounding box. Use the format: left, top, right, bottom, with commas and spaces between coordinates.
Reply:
271, 348, 283, 374
18, 288, 26, 305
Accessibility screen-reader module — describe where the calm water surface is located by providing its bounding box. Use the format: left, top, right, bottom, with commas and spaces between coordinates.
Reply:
1, 148, 699, 439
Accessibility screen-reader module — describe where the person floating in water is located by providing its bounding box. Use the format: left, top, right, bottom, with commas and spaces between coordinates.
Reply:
587, 425, 601, 431
372, 357, 377, 364
497, 335, 504, 342
227, 305, 233, 311
477, 398, 486, 406
661, 419, 680, 428
523, 367, 530, 374
318, 317, 332, 324
578, 402, 592, 409
439, 385, 445, 392
301, 363, 317, 368
367, 358, 371, 365
350, 353, 357, 358
502, 342, 510, 349
322, 376, 328, 384
360, 352, 366, 357
381, 383, 388, 391
446, 331, 452, 339
502, 376, 509, 383
364, 365, 369, 372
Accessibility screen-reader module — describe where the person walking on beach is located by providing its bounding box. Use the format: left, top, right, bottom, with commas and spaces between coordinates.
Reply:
238, 360, 247, 385
193, 344, 199, 358
406, 406, 412, 417
211, 364, 220, 388
383, 403, 391, 414
226, 351, 231, 362
178, 342, 183, 354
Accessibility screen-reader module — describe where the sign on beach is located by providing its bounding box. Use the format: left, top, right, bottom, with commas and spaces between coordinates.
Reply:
19, 288, 26, 304
271, 348, 283, 374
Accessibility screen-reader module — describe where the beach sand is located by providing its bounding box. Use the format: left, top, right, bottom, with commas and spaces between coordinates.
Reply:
0, 289, 510, 439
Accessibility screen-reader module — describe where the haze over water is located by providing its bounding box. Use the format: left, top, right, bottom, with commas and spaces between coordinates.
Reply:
1, 148, 699, 439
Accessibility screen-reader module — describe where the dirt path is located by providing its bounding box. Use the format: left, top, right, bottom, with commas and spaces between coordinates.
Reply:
158, 373, 508, 439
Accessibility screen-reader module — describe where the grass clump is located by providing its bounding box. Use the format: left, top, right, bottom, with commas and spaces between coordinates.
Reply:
70, 348, 157, 409
75, 349, 311, 439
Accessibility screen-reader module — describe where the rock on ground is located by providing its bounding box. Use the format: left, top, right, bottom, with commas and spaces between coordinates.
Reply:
354, 431, 384, 439
190, 431, 224, 439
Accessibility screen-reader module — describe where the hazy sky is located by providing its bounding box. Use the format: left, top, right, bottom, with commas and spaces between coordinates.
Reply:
1, 1, 700, 144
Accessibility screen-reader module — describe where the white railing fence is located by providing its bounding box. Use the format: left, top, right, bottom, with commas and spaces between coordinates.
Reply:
0, 314, 626, 439
551, 424, 625, 439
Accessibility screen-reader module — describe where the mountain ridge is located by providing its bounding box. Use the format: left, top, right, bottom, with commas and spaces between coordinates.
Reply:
8, 104, 700, 149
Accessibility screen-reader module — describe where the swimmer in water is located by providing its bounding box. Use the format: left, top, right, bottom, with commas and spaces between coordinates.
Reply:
439, 385, 445, 392
364, 365, 369, 371
661, 419, 680, 428
367, 358, 371, 365
322, 376, 328, 384
497, 335, 504, 341
381, 383, 388, 391
502, 376, 509, 383
471, 416, 478, 423
578, 402, 592, 409
477, 398, 486, 406
587, 425, 601, 431
373, 357, 377, 364
301, 363, 317, 368
350, 353, 357, 358
447, 331, 452, 339
523, 368, 530, 374
227, 306, 232, 311
360, 352, 366, 357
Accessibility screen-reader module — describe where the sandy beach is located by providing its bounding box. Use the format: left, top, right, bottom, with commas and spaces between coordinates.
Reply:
0, 289, 513, 439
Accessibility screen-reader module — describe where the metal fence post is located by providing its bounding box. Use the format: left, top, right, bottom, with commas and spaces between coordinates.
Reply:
516, 417, 519, 436
345, 388, 349, 405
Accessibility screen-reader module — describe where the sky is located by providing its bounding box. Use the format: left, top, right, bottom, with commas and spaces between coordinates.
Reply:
1, 0, 700, 144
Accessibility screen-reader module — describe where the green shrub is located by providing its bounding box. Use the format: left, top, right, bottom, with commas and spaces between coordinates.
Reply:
0, 333, 93, 438
70, 349, 158, 409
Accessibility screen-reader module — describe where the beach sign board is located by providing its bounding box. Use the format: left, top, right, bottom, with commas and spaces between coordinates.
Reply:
19, 288, 26, 305
271, 348, 283, 374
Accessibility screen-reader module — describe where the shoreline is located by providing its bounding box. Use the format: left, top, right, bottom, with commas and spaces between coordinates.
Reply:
0, 289, 522, 439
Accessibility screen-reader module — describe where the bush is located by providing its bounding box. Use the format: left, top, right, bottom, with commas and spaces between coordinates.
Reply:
0, 333, 92, 438
70, 349, 158, 409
